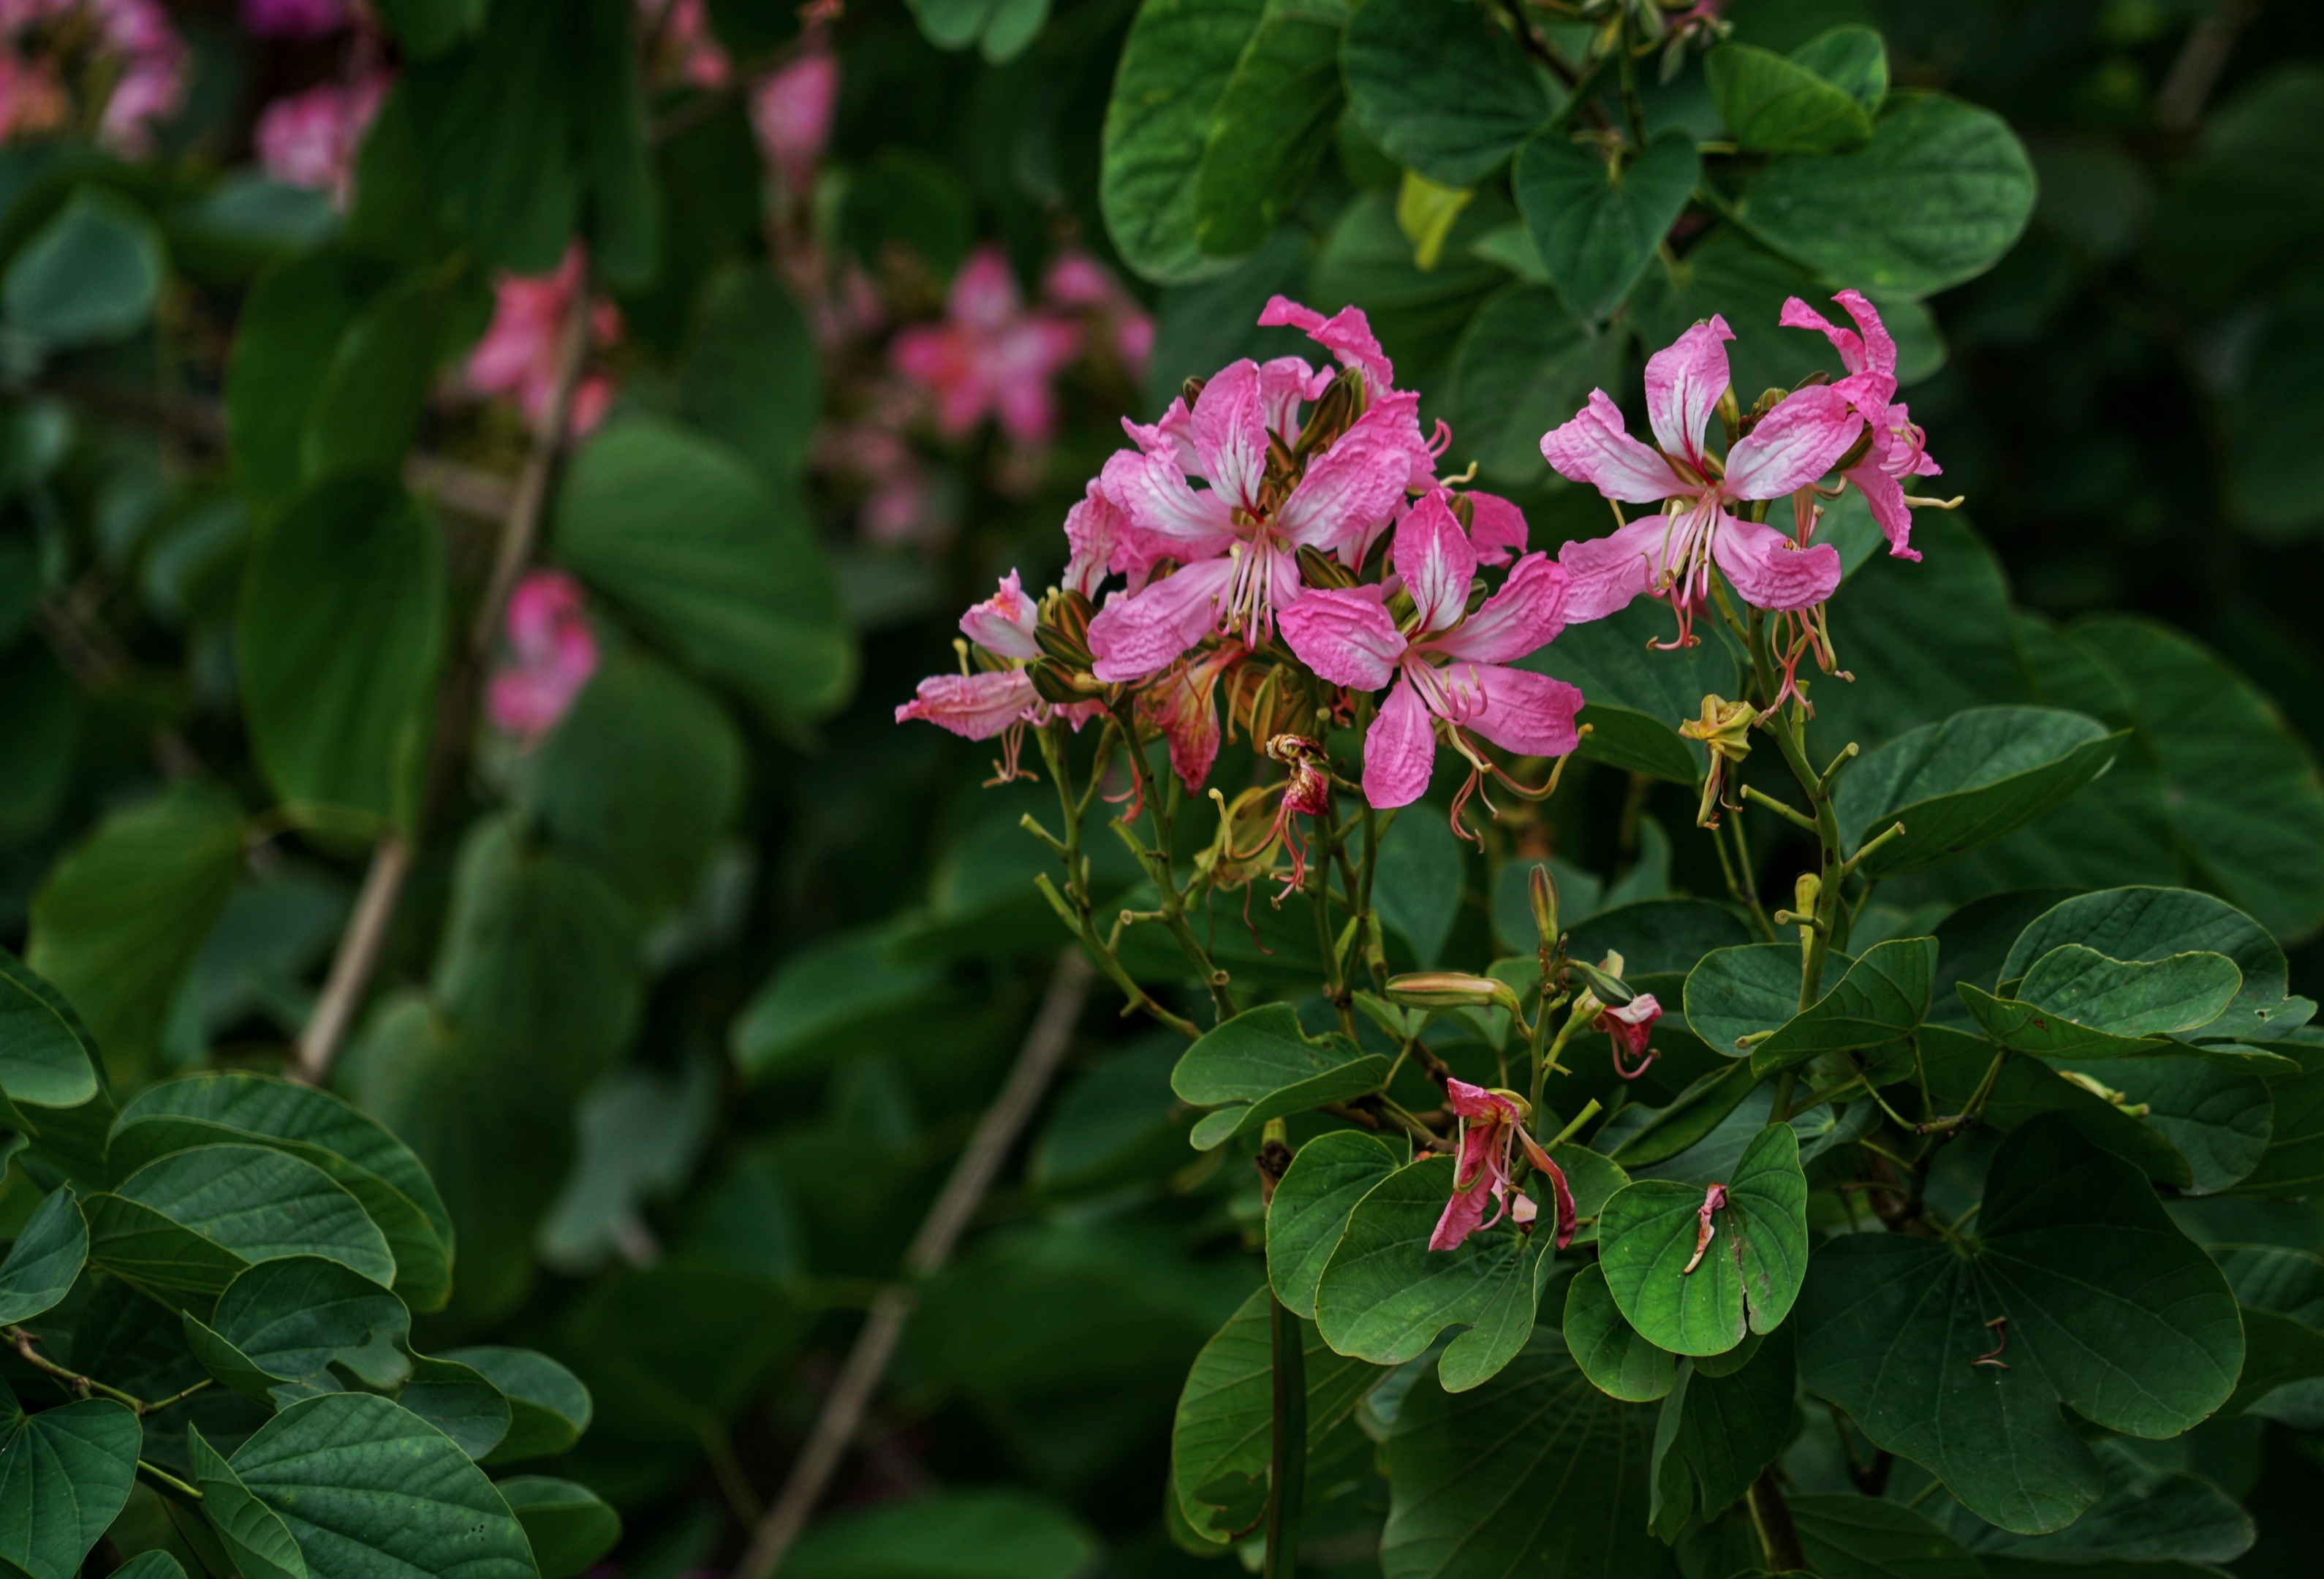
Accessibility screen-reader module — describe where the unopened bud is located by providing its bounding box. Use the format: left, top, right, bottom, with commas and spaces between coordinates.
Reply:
1528, 864, 1558, 950
1567, 957, 1634, 1007
1715, 385, 1741, 433
1295, 543, 1358, 591
1386, 972, 1524, 1016
1029, 658, 1089, 706
1181, 375, 1206, 406
1449, 492, 1476, 531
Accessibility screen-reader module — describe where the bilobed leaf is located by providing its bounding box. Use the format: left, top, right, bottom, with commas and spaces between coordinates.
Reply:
399, 1355, 515, 1461
1751, 937, 1937, 1075
1099, 0, 1268, 283
1937, 1437, 2255, 1567
1999, 886, 2310, 1045
1170, 1004, 1390, 1148
1170, 1287, 1388, 1543
2, 185, 164, 348
1833, 708, 2124, 879
495, 1477, 621, 1579
0, 950, 99, 1110
1266, 1128, 1405, 1319
1597, 1123, 1806, 1356
1193, 9, 1344, 259
909, 0, 1051, 62
238, 474, 444, 830
1651, 1325, 1794, 1536
1684, 943, 1809, 1056
1706, 44, 1872, 154
1961, 946, 2242, 1060
0, 1391, 141, 1579
1563, 1262, 1678, 1402
1341, 0, 1558, 189
192, 1255, 409, 1398
1796, 1116, 2244, 1534
1790, 1496, 1983, 1579
1514, 131, 1700, 324
1737, 94, 2036, 297
0, 1187, 86, 1325
2231, 1038, 2324, 1195
444, 1346, 595, 1463
1445, 284, 1621, 487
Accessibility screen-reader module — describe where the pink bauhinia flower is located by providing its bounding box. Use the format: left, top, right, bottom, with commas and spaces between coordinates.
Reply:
1542, 316, 1863, 643
1260, 294, 1446, 488
1779, 289, 1956, 561
750, 45, 837, 197
467, 245, 623, 436
1043, 250, 1153, 382
1431, 1079, 1575, 1252
642, 0, 731, 90
896, 570, 1097, 779
891, 246, 1083, 447
488, 569, 599, 742
1598, 993, 1662, 1079
1139, 642, 1244, 792
254, 73, 388, 208
1277, 493, 1582, 810
0, 0, 185, 152
240, 0, 352, 36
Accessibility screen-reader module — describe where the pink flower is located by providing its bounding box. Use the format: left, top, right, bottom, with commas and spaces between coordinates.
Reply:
1083, 331, 1421, 683
890, 246, 1083, 446
467, 246, 622, 436
254, 74, 388, 208
1431, 1079, 1575, 1253
0, 51, 67, 140
1044, 251, 1154, 382
488, 570, 599, 742
1140, 643, 1243, 792
896, 571, 1098, 773
1260, 295, 1447, 488
1277, 493, 1582, 810
240, 0, 352, 35
751, 46, 837, 197
643, 0, 731, 89
1779, 290, 1948, 562
1598, 993, 1662, 1079
0, 0, 185, 153
1542, 316, 1863, 642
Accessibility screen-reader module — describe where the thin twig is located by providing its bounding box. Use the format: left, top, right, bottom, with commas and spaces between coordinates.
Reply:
2157, 0, 2260, 131
734, 948, 1094, 1579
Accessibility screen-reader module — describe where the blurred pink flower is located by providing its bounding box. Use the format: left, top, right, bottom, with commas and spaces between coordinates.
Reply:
1042, 250, 1152, 383
489, 570, 599, 742
0, 0, 183, 153
890, 246, 1082, 446
0, 50, 67, 140
240, 0, 352, 36
643, 0, 730, 90
750, 45, 836, 196
254, 73, 387, 207
467, 246, 623, 436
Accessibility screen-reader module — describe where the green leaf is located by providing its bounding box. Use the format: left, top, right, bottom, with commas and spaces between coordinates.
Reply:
1751, 937, 1937, 1076
1833, 708, 2125, 879
299, 273, 461, 483
1170, 1004, 1390, 1149
88, 1143, 397, 1309
554, 417, 855, 726
1684, 943, 1807, 1056
0, 950, 99, 1110
1514, 131, 1700, 324
1795, 1116, 2244, 1534
188, 1425, 308, 1579
0, 644, 72, 846
1312, 1155, 1553, 1378
222, 1393, 537, 1579
1790, 1496, 1983, 1579
1192, 9, 1344, 259
26, 785, 246, 1086
785, 1490, 1099, 1579
0, 1393, 141, 1579
1736, 94, 2036, 297
1706, 44, 1873, 154
1521, 597, 1739, 784
494, 1477, 621, 1579
1378, 1330, 1664, 1579
1936, 1438, 2255, 1567
1999, 886, 2309, 1045
1341, 0, 1558, 188
192, 1255, 406, 1390
224, 252, 373, 521
108, 1555, 191, 1579
907, 0, 1051, 62
1266, 1128, 1406, 1319
1601, 1059, 1759, 1169
1597, 1122, 1806, 1356
678, 262, 820, 490
2222, 1305, 2324, 1415
372, 0, 485, 56
1310, 189, 1510, 389
1369, 811, 1464, 969
730, 927, 943, 1080
1444, 283, 1622, 487
1099, 0, 1267, 283
1962, 946, 2243, 1060
444, 1346, 594, 1463
2, 186, 164, 347
1650, 1325, 1795, 1537
237, 475, 445, 830
0, 1186, 86, 1325
1170, 1287, 1387, 1543
2232, 1039, 2324, 1195
1788, 26, 1888, 110
1563, 1261, 1678, 1402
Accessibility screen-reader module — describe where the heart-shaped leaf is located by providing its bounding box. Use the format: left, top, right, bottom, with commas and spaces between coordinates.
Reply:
1706, 43, 1873, 154
1562, 1262, 1677, 1402
1171, 1004, 1390, 1149
444, 1345, 594, 1463
1961, 946, 2241, 1059
1341, 0, 1559, 188
1099, 0, 1267, 284
496, 1477, 623, 1579
1752, 937, 1937, 1075
1515, 130, 1700, 324
0, 1187, 85, 1325
0, 1390, 140, 1579
1266, 1129, 1406, 1319
1791, 1496, 1983, 1579
1192, 9, 1344, 258
1795, 1116, 2243, 1534
1597, 1122, 1807, 1356
1788, 26, 1888, 110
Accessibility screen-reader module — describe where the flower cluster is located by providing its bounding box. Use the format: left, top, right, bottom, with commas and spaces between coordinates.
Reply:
0, 0, 184, 154
466, 244, 625, 437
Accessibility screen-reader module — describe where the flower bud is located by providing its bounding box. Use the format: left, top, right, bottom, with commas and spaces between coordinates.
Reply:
1028, 657, 1089, 705
1715, 384, 1742, 433
1295, 543, 1358, 591
1449, 492, 1476, 532
1181, 375, 1206, 406
1527, 863, 1558, 950
1385, 972, 1524, 1017
1567, 957, 1634, 1007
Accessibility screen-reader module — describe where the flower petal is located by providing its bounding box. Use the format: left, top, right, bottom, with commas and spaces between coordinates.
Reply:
1088, 558, 1235, 682
1258, 295, 1396, 390
958, 569, 1041, 659
1781, 289, 1897, 406
1276, 403, 1415, 554
1189, 358, 1271, 512
1556, 510, 1675, 624
1431, 553, 1567, 664
895, 669, 1038, 740
1099, 446, 1235, 553
1643, 315, 1733, 468
1363, 670, 1437, 809
1540, 390, 1686, 504
1393, 491, 1477, 633
1456, 663, 1583, 758
1711, 515, 1843, 613
1466, 491, 1528, 566
1445, 1077, 1518, 1121
1278, 587, 1407, 691
1844, 453, 1922, 561
1428, 1175, 1494, 1252
1724, 384, 1862, 499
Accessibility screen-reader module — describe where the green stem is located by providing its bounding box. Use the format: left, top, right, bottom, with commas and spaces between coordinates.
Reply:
1264, 1293, 1307, 1579
138, 1461, 203, 1501
1108, 703, 1234, 1026
1615, 13, 1649, 145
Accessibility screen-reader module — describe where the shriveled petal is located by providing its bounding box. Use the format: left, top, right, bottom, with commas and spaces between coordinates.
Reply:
1556, 511, 1673, 624
1363, 670, 1437, 809
1431, 553, 1567, 664
1711, 515, 1843, 613
1445, 1077, 1520, 1121
1540, 390, 1686, 504
1276, 404, 1414, 553
1278, 587, 1406, 691
1143, 646, 1238, 792
1189, 358, 1270, 512
1724, 384, 1862, 500
1259, 295, 1396, 390
1450, 663, 1583, 758
1088, 558, 1235, 682
1099, 446, 1235, 553
1466, 492, 1528, 566
1643, 315, 1733, 469
1844, 453, 1922, 562
895, 668, 1038, 740
958, 569, 1040, 659
1393, 492, 1477, 633
1428, 1174, 1495, 1252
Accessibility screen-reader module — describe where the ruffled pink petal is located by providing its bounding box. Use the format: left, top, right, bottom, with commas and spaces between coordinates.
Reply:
1393, 492, 1477, 634
1257, 355, 1331, 437
1844, 453, 1922, 562
1429, 1175, 1495, 1252
1274, 404, 1413, 555
1466, 492, 1527, 566
1363, 670, 1437, 809
1189, 359, 1271, 514
1062, 481, 1125, 596
1711, 515, 1844, 613
1724, 385, 1862, 499
959, 569, 1041, 659
1099, 447, 1236, 553
1556, 511, 1674, 624
1643, 316, 1733, 470
1430, 553, 1567, 664
1445, 1077, 1518, 1121
894, 669, 1039, 740
1540, 390, 1686, 504
1277, 587, 1406, 691
1450, 663, 1583, 758
1258, 295, 1396, 391
1088, 558, 1235, 683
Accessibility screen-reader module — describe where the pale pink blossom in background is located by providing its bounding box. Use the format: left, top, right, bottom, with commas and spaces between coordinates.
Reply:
1042, 250, 1153, 382
0, 50, 67, 140
241, 0, 353, 36
254, 73, 387, 207
890, 246, 1082, 447
467, 246, 624, 436
751, 45, 837, 197
489, 570, 599, 743
643, 0, 730, 90
0, 0, 185, 153
818, 423, 947, 548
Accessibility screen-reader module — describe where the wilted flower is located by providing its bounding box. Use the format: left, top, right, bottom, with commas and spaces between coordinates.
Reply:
890, 246, 1083, 447
254, 74, 388, 208
467, 245, 623, 436
1598, 994, 1662, 1079
1432, 1080, 1575, 1254
1677, 693, 1755, 828
488, 570, 598, 743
